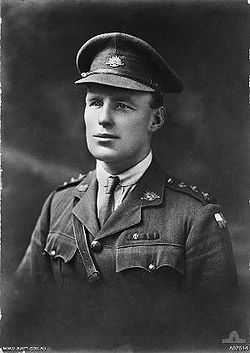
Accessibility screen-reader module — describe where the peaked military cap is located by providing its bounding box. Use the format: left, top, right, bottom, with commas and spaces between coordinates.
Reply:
75, 32, 183, 93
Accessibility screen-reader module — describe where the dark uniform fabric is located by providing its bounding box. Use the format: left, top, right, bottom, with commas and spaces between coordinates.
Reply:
3, 160, 239, 351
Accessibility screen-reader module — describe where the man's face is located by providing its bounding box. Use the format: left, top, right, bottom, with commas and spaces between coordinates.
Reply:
84, 84, 157, 172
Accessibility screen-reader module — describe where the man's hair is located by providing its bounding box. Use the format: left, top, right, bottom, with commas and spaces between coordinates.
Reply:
150, 91, 164, 109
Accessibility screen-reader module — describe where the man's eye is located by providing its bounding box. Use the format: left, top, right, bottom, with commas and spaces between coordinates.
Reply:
115, 102, 132, 111
88, 99, 103, 107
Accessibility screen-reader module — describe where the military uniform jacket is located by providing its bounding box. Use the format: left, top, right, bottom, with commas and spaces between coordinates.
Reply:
12, 160, 238, 351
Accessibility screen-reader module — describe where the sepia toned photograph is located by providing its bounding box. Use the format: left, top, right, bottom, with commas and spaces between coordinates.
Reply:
1, 0, 250, 352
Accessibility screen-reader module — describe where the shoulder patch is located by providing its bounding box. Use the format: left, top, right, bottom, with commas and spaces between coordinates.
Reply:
214, 212, 227, 229
165, 176, 217, 205
56, 173, 86, 191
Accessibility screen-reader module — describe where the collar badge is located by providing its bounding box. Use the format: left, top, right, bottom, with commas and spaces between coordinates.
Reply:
106, 55, 125, 68
141, 191, 160, 202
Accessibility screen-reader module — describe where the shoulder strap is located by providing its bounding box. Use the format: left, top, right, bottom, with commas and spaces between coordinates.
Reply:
56, 173, 86, 191
165, 176, 217, 205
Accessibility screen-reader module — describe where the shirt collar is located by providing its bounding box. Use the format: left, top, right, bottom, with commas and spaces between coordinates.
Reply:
96, 151, 152, 187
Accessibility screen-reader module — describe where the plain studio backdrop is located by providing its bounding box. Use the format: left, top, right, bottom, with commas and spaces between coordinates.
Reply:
2, 0, 250, 343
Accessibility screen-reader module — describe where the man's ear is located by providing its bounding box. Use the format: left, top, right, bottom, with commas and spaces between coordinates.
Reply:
150, 106, 166, 132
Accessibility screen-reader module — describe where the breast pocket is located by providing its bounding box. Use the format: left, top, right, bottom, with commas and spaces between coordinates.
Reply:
44, 232, 78, 286
116, 243, 184, 276
116, 242, 185, 317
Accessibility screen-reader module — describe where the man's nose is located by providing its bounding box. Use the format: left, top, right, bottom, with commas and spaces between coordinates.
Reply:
98, 102, 113, 126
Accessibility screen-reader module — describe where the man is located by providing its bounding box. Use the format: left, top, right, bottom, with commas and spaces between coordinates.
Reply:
6, 33, 238, 351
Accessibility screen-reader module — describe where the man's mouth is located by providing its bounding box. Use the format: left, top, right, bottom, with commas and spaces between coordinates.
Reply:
93, 133, 119, 139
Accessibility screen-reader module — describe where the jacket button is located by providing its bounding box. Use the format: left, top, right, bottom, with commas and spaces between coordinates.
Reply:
50, 250, 56, 256
148, 263, 156, 272
91, 240, 103, 253
190, 185, 198, 192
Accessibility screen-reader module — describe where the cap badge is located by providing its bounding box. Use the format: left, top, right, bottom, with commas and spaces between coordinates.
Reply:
141, 191, 160, 202
214, 212, 227, 229
106, 55, 125, 68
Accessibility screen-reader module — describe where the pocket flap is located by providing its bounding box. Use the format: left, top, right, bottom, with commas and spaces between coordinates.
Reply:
116, 244, 184, 275
44, 232, 77, 263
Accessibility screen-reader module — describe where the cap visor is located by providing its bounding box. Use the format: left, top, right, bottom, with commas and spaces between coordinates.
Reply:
74, 72, 155, 92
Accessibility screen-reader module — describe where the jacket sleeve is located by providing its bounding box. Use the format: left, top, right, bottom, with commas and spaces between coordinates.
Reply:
185, 203, 237, 290
184, 203, 243, 345
2, 192, 56, 346
15, 191, 56, 286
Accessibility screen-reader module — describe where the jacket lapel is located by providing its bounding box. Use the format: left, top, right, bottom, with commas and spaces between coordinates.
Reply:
72, 170, 100, 235
95, 159, 166, 240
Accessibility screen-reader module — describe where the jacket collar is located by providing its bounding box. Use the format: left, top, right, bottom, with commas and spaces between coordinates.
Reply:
72, 159, 166, 239
72, 170, 100, 235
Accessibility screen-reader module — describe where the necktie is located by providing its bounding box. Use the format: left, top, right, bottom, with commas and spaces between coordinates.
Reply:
99, 176, 120, 227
